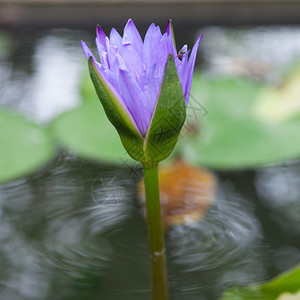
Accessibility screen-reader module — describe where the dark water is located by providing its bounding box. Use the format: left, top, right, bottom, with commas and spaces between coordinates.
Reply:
1, 26, 300, 299
2, 153, 300, 299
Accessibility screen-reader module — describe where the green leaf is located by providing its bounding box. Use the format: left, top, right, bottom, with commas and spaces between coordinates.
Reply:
0, 109, 55, 183
254, 63, 300, 123
50, 100, 132, 164
261, 265, 300, 298
180, 72, 300, 169
221, 264, 300, 300
143, 54, 186, 163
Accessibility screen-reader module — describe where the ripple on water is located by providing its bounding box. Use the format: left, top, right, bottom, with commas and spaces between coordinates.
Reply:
0, 157, 139, 300
0, 156, 269, 300
256, 162, 300, 237
167, 182, 266, 299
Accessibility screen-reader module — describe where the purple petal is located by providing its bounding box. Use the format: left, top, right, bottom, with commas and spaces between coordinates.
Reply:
109, 28, 122, 49
81, 40, 96, 61
144, 63, 160, 115
143, 23, 162, 69
122, 19, 143, 51
184, 35, 203, 105
165, 20, 172, 35
176, 49, 189, 94
96, 25, 107, 52
166, 31, 177, 59
118, 69, 150, 136
119, 43, 144, 81
157, 33, 172, 78
117, 53, 127, 71
179, 44, 188, 54
119, 19, 144, 78
105, 37, 119, 72
165, 19, 177, 53
84, 20, 202, 138
90, 56, 141, 136
95, 38, 109, 69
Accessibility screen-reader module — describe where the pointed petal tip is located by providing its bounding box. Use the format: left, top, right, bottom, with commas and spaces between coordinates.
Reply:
125, 18, 138, 31
96, 24, 101, 33
125, 18, 134, 27
166, 20, 170, 33
189, 34, 203, 57
165, 19, 173, 34
197, 34, 204, 43
123, 18, 143, 48
183, 35, 202, 106
96, 25, 106, 38
181, 44, 188, 51
165, 19, 177, 52
81, 41, 92, 60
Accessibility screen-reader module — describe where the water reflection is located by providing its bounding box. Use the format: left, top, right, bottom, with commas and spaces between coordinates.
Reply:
0, 155, 113, 299
273, 246, 300, 273
0, 154, 274, 299
167, 183, 265, 299
28, 32, 82, 123
86, 170, 136, 234
200, 26, 300, 80
0, 29, 84, 123
256, 162, 300, 236
255, 161, 300, 275
0, 155, 299, 299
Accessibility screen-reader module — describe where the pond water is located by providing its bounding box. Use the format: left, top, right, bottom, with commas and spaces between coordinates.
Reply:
1, 25, 300, 299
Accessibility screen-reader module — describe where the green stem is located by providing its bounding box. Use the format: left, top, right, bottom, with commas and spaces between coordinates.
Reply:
142, 162, 168, 300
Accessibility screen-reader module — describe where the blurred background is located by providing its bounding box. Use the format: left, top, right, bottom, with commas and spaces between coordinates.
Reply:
1, 0, 300, 299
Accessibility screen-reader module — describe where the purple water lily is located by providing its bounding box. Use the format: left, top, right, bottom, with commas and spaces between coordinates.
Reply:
81, 19, 202, 137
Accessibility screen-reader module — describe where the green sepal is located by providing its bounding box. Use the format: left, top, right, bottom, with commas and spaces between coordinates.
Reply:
88, 58, 144, 161
143, 54, 186, 163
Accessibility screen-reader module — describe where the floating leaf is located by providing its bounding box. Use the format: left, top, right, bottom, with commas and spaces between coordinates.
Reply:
51, 77, 131, 164
0, 109, 55, 183
261, 265, 300, 298
221, 264, 300, 300
254, 64, 300, 123
180, 72, 300, 169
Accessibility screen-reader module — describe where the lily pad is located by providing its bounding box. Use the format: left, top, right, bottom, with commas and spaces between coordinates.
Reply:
222, 264, 300, 300
180, 71, 300, 169
0, 109, 55, 183
254, 64, 300, 123
51, 76, 131, 164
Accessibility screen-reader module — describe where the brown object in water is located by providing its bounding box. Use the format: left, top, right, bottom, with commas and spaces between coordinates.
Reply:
138, 159, 217, 230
